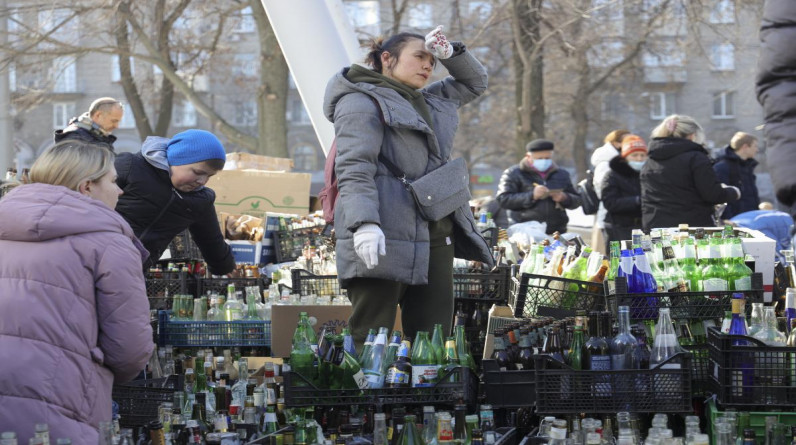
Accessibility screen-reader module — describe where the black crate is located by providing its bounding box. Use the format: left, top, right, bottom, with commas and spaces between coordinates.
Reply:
684, 343, 711, 397
707, 326, 796, 408
606, 274, 764, 321
533, 352, 692, 414
291, 269, 341, 297
168, 230, 203, 261
157, 311, 271, 348
112, 376, 177, 428
273, 225, 328, 263
509, 273, 606, 319
283, 367, 476, 408
145, 273, 198, 310
453, 266, 511, 302
198, 277, 267, 297
482, 359, 535, 408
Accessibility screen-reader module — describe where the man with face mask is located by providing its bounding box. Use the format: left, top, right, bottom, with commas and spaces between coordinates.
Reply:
496, 139, 582, 234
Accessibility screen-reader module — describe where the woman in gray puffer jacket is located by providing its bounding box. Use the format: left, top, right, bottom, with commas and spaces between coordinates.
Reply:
323, 27, 493, 349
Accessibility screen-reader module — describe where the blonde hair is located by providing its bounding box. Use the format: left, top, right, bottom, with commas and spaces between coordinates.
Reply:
29, 141, 115, 191
651, 114, 705, 145
604, 129, 630, 145
730, 132, 757, 151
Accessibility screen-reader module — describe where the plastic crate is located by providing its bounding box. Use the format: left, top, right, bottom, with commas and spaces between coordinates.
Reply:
157, 311, 271, 347
168, 230, 203, 261
509, 273, 606, 319
533, 352, 692, 414
453, 266, 511, 302
707, 326, 796, 408
145, 273, 198, 310
198, 277, 267, 297
273, 225, 328, 263
606, 274, 764, 321
112, 376, 177, 428
291, 269, 341, 297
494, 428, 518, 445
283, 367, 476, 408
482, 359, 535, 408
707, 399, 796, 445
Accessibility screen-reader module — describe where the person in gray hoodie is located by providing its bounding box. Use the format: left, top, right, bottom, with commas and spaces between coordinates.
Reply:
323, 26, 493, 348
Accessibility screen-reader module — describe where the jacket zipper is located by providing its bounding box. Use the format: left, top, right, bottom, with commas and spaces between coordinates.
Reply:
139, 188, 180, 241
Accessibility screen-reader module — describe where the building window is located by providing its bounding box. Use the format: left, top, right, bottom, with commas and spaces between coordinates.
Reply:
53, 102, 76, 129
111, 55, 135, 83
592, 0, 624, 36
118, 102, 136, 129
290, 98, 311, 124
233, 6, 256, 33
344, 1, 380, 37
709, 0, 735, 24
643, 40, 685, 67
408, 4, 433, 29
172, 101, 197, 127
587, 40, 625, 68
710, 44, 735, 71
712, 91, 734, 119
39, 9, 79, 50
52, 57, 76, 93
234, 101, 257, 127
649, 92, 676, 120
601, 93, 624, 120
233, 53, 258, 78
292, 144, 318, 171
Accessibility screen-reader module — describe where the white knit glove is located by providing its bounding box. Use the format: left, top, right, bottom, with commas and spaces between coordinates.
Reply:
425, 25, 453, 59
721, 183, 741, 200
353, 223, 386, 269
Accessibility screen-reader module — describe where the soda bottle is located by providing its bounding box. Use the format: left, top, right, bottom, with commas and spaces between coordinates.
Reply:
363, 327, 389, 389
412, 331, 438, 387
454, 325, 477, 372
726, 238, 753, 291
385, 341, 412, 388
441, 337, 461, 383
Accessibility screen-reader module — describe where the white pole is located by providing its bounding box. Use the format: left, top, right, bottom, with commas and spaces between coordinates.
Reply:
260, 0, 362, 156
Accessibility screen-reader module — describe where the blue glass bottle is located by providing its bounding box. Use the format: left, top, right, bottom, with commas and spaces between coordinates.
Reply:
618, 249, 638, 291
728, 293, 753, 401
632, 247, 658, 293
342, 327, 358, 361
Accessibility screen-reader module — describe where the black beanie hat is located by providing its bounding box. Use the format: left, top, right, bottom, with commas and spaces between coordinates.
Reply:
526, 139, 555, 152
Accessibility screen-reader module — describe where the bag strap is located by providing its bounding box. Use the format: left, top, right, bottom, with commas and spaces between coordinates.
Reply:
378, 152, 409, 187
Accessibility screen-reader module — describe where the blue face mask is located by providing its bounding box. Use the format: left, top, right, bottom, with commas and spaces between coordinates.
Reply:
533, 159, 553, 171
628, 160, 646, 171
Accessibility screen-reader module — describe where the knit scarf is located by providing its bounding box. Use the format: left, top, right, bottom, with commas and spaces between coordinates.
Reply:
346, 64, 433, 128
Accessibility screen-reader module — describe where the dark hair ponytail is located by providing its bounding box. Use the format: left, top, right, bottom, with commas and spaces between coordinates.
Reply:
364, 32, 425, 73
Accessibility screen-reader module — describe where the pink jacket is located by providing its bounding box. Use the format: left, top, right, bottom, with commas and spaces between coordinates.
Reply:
0, 183, 153, 444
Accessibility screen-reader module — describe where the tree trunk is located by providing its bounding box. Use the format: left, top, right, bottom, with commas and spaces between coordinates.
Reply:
511, 0, 544, 159
114, 6, 153, 139
251, 1, 289, 158
571, 59, 590, 180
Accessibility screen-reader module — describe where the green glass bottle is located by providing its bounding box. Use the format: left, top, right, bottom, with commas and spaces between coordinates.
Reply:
441, 337, 460, 383
696, 238, 710, 269
263, 405, 279, 434
562, 247, 592, 309
726, 238, 754, 291
662, 243, 689, 292
290, 316, 317, 387
340, 348, 368, 389
606, 241, 621, 281
396, 415, 424, 445
454, 325, 477, 372
411, 331, 438, 387
567, 321, 585, 370
680, 238, 702, 292
431, 324, 446, 366
701, 237, 729, 293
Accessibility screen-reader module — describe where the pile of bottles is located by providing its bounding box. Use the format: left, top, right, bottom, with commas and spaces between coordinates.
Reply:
492, 306, 686, 372
288, 313, 477, 390
534, 412, 710, 445
712, 410, 796, 445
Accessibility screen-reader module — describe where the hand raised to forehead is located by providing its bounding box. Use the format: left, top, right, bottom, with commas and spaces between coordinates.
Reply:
425, 25, 453, 60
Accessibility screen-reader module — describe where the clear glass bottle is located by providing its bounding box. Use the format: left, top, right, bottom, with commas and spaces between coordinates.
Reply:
363, 327, 388, 389
649, 308, 684, 368
610, 306, 637, 370
748, 303, 765, 337
422, 406, 437, 445
223, 284, 243, 321
374, 413, 388, 445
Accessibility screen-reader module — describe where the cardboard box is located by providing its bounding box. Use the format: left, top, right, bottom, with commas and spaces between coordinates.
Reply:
209, 170, 311, 219
270, 304, 402, 358
225, 152, 293, 172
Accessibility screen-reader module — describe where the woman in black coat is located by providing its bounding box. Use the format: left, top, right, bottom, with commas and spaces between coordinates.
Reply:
602, 135, 647, 248
640, 115, 740, 231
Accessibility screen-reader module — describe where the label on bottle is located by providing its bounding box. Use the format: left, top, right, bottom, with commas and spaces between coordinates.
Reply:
412, 364, 439, 387
265, 387, 276, 406
385, 367, 411, 386
265, 412, 277, 424
364, 369, 384, 389
702, 278, 728, 292
253, 391, 264, 407
352, 369, 369, 389
589, 355, 611, 371
734, 276, 752, 291
611, 353, 629, 370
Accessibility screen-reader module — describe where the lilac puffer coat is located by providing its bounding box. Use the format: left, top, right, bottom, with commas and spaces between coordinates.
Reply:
0, 183, 153, 444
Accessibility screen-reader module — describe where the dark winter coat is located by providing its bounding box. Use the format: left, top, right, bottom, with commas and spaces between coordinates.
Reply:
115, 151, 235, 275
713, 146, 760, 219
641, 137, 739, 230
757, 0, 796, 211
323, 47, 493, 286
602, 155, 642, 244
496, 162, 582, 234
53, 115, 117, 151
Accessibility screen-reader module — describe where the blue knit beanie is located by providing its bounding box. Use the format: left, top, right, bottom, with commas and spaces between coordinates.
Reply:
166, 129, 226, 166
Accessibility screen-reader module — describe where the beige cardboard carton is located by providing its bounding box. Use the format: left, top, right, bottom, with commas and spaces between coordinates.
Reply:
225, 152, 294, 172
208, 169, 311, 219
